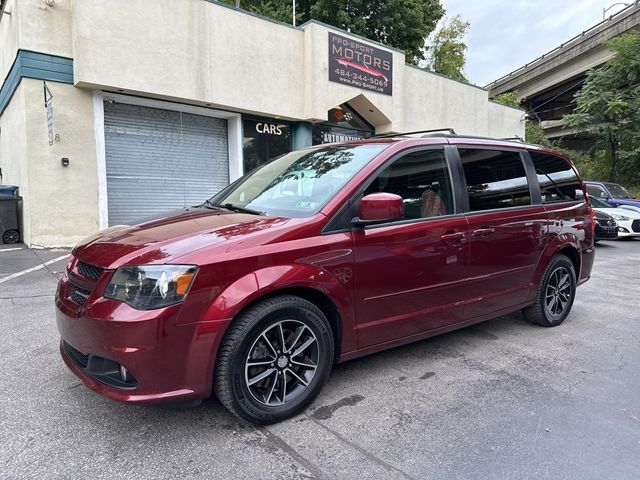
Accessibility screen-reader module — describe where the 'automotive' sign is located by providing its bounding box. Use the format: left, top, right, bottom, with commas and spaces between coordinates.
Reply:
328, 32, 393, 96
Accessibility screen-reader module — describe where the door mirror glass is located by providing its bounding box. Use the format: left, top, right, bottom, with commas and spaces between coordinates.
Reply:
355, 193, 404, 224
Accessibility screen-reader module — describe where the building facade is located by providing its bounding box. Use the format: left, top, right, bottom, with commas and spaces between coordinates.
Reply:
0, 0, 524, 247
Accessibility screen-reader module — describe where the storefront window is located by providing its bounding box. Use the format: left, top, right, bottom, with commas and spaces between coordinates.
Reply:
313, 103, 374, 145
242, 119, 292, 173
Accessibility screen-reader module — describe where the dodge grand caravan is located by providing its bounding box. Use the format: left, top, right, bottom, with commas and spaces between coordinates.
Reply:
56, 132, 595, 424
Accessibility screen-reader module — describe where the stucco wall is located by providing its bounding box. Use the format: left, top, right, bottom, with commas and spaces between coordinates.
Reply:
1, 0, 73, 81
486, 101, 525, 138
0, 0, 20, 80
19, 79, 98, 246
70, 0, 524, 136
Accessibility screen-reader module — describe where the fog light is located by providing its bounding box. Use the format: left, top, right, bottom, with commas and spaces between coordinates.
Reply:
120, 365, 128, 382
618, 227, 629, 232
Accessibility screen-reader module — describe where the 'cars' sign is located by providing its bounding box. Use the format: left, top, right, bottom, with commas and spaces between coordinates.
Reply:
328, 32, 393, 96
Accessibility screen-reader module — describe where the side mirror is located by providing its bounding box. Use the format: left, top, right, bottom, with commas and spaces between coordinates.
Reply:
353, 193, 404, 226
575, 190, 584, 200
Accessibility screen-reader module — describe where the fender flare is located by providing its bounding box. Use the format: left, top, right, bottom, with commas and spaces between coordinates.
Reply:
201, 263, 355, 357
531, 233, 581, 298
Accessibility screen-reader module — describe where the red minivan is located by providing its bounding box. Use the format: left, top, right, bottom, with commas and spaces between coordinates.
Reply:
56, 133, 595, 423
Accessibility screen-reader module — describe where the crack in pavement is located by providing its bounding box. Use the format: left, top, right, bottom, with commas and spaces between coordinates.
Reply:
258, 426, 330, 480
307, 415, 417, 480
32, 249, 67, 280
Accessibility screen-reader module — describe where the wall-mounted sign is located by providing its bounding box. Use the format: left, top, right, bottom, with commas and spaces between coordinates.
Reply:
255, 122, 284, 136
328, 32, 393, 96
43, 82, 54, 147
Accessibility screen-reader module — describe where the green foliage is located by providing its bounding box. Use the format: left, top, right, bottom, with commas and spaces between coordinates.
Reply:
563, 30, 640, 182
220, 0, 295, 23
524, 121, 547, 145
490, 90, 521, 108
425, 15, 470, 81
222, 0, 445, 64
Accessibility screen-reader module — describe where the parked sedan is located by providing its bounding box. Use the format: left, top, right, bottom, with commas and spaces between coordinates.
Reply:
590, 196, 640, 238
593, 210, 618, 243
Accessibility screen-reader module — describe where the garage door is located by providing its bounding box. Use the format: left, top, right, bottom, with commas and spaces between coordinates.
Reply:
104, 102, 229, 226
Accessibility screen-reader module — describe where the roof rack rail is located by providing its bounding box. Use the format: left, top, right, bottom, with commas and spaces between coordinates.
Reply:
374, 128, 457, 138
501, 136, 525, 142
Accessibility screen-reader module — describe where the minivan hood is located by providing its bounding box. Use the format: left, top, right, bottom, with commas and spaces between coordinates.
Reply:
72, 208, 295, 269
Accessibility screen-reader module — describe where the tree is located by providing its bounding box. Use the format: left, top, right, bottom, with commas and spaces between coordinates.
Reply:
563, 31, 640, 182
490, 90, 521, 108
222, 0, 445, 64
425, 15, 470, 81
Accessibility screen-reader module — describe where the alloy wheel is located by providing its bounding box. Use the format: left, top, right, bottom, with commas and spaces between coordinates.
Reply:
244, 320, 319, 406
544, 266, 572, 319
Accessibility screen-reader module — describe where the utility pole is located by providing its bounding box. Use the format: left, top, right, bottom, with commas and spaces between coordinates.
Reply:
293, 0, 296, 26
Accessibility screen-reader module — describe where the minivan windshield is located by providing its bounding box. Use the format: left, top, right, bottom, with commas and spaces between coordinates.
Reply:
605, 183, 632, 198
208, 144, 388, 218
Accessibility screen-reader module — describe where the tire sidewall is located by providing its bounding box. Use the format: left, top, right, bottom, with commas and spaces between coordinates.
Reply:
540, 256, 576, 326
229, 301, 333, 423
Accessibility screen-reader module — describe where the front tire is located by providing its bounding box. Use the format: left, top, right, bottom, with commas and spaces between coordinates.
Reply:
522, 254, 576, 327
214, 295, 334, 424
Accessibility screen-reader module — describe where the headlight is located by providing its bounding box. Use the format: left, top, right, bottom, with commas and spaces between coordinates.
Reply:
610, 213, 630, 221
105, 265, 198, 309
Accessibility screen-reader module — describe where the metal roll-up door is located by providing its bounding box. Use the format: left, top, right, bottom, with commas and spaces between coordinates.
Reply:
104, 102, 229, 226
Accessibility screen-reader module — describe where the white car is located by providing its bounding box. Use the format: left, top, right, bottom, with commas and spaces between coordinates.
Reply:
590, 196, 640, 238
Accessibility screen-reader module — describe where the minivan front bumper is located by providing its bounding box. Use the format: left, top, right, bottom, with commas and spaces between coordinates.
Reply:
56, 297, 217, 405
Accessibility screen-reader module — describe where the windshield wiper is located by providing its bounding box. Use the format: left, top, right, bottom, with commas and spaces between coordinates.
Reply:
221, 203, 265, 216
201, 199, 221, 210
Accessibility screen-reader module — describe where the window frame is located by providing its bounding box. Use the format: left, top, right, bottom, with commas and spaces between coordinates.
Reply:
322, 145, 465, 233
451, 145, 541, 215
525, 150, 584, 205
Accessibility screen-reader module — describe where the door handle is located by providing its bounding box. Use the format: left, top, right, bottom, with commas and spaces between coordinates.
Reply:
441, 232, 465, 242
471, 228, 495, 237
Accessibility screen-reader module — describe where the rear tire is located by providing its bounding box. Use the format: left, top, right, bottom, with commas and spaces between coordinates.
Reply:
522, 254, 576, 327
214, 295, 334, 424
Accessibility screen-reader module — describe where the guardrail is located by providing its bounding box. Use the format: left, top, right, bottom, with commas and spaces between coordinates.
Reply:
487, 0, 640, 88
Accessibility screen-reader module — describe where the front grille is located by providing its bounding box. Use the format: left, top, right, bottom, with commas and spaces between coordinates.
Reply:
70, 284, 91, 305
632, 219, 640, 233
77, 262, 104, 281
63, 341, 89, 368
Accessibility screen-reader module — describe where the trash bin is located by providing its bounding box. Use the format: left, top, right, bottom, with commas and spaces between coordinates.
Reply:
0, 194, 21, 244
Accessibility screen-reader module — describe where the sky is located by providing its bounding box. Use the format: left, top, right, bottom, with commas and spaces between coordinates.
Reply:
438, 0, 631, 87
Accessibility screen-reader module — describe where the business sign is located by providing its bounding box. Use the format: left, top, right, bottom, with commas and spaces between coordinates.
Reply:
328, 32, 393, 96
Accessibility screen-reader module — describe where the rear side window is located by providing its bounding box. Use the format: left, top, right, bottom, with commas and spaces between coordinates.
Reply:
530, 152, 582, 203
459, 149, 531, 211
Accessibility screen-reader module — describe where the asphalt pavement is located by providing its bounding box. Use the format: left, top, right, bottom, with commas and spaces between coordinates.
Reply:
1, 240, 639, 479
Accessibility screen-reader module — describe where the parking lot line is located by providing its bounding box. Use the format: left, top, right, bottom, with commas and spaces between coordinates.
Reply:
0, 247, 25, 252
0, 254, 69, 285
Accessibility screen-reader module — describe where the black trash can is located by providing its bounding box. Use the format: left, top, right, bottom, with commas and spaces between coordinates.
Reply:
0, 194, 21, 244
